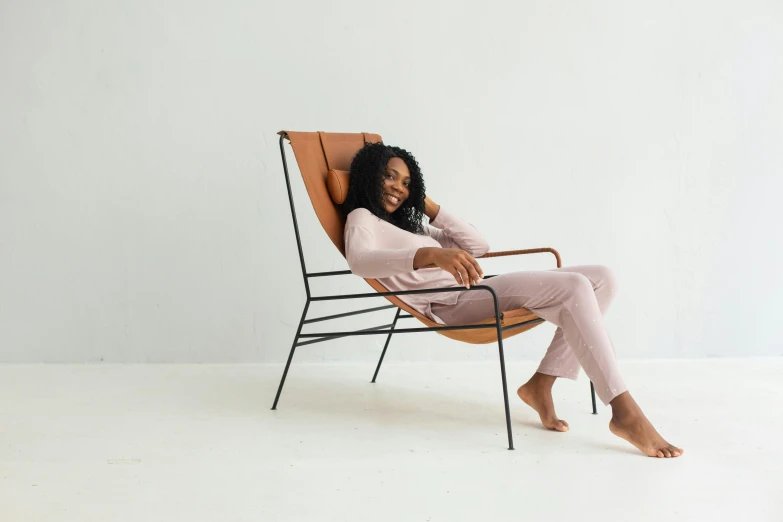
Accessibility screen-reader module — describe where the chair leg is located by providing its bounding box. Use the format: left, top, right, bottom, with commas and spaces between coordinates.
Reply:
371, 308, 402, 383
271, 301, 310, 410
495, 330, 514, 450
590, 381, 598, 415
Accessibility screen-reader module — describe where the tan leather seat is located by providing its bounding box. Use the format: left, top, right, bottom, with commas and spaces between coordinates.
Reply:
279, 130, 562, 344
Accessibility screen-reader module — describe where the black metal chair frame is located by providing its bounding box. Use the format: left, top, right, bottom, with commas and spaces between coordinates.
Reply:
271, 133, 598, 450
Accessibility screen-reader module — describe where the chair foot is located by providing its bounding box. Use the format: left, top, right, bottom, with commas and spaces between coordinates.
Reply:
371, 308, 401, 383
495, 331, 514, 450
271, 302, 310, 410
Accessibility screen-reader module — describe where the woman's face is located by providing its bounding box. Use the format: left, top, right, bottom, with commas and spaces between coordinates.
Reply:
380, 157, 410, 214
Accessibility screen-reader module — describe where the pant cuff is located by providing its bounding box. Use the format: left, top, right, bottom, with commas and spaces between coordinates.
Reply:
601, 385, 628, 405
537, 367, 580, 381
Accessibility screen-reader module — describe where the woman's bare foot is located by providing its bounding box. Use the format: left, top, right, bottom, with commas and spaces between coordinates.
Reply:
609, 392, 683, 458
517, 373, 569, 432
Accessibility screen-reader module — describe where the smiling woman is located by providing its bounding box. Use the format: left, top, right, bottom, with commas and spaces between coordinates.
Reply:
380, 158, 409, 213
339, 141, 683, 459
341, 142, 427, 235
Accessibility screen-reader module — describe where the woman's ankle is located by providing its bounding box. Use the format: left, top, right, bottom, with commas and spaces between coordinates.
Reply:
526, 372, 557, 389
609, 391, 643, 421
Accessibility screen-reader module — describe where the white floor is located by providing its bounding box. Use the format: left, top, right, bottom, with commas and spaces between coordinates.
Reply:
1, 359, 781, 522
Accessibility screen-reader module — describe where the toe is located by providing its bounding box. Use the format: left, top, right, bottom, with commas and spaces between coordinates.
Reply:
661, 448, 672, 458
655, 449, 664, 458
555, 421, 569, 432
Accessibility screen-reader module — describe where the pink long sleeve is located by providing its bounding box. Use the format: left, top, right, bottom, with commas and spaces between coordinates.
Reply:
426, 209, 489, 257
344, 225, 420, 278
344, 208, 489, 279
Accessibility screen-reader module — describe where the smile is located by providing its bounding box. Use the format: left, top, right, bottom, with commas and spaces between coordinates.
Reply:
384, 193, 401, 205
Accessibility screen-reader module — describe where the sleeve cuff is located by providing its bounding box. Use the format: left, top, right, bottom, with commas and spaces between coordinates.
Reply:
406, 247, 419, 271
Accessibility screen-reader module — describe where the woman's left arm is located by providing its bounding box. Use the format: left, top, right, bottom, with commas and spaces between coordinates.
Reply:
423, 196, 490, 257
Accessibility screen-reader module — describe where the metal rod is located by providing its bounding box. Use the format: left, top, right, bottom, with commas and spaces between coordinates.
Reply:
298, 323, 495, 338
303, 304, 396, 324
310, 285, 488, 301
490, 288, 514, 451
372, 308, 402, 383
272, 300, 310, 410
306, 269, 353, 278
279, 133, 310, 299
590, 381, 598, 415
295, 323, 394, 347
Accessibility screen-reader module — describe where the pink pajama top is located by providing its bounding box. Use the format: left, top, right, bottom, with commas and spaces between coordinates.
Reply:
344, 207, 490, 324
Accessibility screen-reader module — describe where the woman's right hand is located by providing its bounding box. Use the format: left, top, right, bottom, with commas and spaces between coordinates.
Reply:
413, 247, 484, 288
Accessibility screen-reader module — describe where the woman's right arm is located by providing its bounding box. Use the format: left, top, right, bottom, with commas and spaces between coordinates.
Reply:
344, 225, 421, 278
345, 223, 484, 286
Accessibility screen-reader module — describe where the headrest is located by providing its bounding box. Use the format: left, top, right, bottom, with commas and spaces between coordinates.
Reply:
326, 169, 350, 205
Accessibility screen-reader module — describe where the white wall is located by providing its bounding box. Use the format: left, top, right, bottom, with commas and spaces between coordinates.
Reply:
1, 0, 781, 363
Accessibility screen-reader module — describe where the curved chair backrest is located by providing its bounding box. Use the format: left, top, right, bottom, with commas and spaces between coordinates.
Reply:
279, 131, 381, 256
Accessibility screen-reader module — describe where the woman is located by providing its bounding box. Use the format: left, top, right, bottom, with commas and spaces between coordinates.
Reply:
342, 142, 683, 458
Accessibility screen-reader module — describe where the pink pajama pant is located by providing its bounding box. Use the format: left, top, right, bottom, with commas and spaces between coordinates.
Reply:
430, 265, 627, 404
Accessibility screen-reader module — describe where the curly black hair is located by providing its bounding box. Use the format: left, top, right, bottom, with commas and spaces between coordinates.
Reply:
341, 142, 427, 234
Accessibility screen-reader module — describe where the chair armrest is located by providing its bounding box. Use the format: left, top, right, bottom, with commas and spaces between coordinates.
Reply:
478, 248, 562, 268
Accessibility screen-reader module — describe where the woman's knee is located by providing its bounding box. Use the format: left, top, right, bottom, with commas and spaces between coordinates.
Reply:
564, 272, 594, 296
594, 265, 618, 294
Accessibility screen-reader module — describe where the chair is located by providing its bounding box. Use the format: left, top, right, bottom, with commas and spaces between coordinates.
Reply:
272, 130, 598, 450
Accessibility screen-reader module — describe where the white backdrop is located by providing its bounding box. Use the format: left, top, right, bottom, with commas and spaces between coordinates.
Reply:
1, 0, 781, 363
